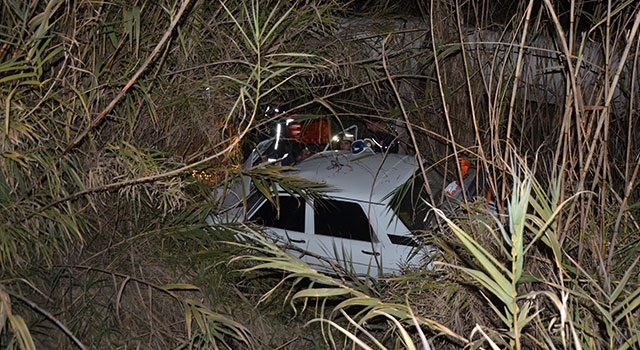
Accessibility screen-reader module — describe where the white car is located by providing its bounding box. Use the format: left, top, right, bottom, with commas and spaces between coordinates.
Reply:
207, 149, 479, 278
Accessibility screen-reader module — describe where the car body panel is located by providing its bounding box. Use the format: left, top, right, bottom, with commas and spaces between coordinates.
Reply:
294, 151, 420, 204
243, 189, 424, 277
208, 148, 475, 278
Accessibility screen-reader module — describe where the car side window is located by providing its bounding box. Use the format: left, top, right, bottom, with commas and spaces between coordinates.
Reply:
250, 195, 305, 232
314, 199, 376, 242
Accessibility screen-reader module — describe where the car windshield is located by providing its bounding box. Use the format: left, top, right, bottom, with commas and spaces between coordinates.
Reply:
388, 168, 446, 232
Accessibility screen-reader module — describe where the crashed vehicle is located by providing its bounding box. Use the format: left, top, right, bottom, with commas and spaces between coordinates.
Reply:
207, 143, 481, 278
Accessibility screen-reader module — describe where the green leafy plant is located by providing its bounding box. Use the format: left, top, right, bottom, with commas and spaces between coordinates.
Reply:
2, 0, 640, 348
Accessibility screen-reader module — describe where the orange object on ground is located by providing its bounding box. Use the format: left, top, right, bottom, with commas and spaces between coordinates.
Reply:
458, 158, 470, 178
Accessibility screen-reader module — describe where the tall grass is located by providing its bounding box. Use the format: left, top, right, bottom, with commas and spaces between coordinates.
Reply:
1, 0, 336, 347
216, 0, 640, 349
1, 0, 639, 348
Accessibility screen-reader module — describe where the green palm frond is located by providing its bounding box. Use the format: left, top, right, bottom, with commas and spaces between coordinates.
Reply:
224, 225, 468, 347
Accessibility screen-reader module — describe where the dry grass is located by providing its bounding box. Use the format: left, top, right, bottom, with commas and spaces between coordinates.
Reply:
1, 0, 639, 348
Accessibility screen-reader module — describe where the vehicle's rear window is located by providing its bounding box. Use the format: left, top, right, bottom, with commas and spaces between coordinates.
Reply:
250, 195, 305, 232
389, 168, 445, 231
314, 199, 377, 242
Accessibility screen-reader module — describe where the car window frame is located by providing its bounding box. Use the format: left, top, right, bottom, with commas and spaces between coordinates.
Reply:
246, 191, 382, 244
247, 193, 307, 233
311, 197, 379, 243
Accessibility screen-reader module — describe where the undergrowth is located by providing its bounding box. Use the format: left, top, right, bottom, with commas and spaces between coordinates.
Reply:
1, 0, 639, 348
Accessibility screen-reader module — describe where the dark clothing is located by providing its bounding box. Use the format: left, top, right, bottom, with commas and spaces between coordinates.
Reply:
371, 131, 399, 153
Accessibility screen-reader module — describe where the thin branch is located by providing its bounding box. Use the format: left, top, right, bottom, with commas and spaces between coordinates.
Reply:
6, 289, 87, 350
63, 0, 194, 155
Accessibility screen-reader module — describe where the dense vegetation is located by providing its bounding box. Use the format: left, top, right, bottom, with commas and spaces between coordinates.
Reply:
1, 0, 639, 348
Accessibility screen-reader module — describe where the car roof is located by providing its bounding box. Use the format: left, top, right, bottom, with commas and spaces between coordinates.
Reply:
290, 150, 423, 204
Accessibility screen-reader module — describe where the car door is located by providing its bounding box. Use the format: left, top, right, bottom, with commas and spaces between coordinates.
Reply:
247, 194, 384, 276
307, 198, 383, 277
367, 205, 430, 274
247, 194, 311, 258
